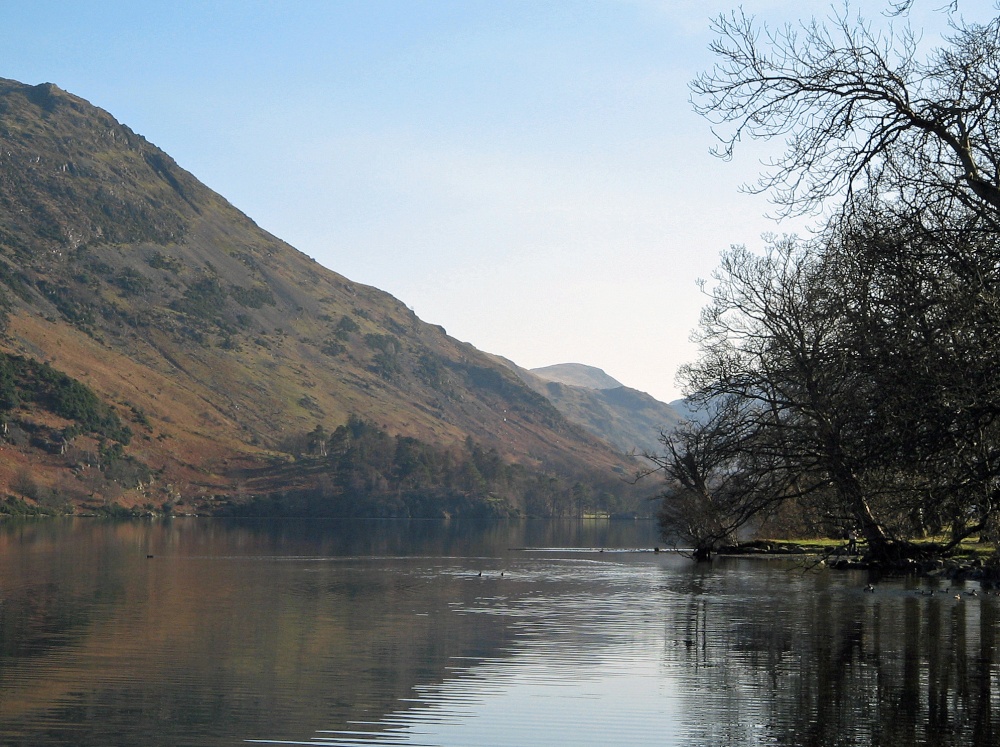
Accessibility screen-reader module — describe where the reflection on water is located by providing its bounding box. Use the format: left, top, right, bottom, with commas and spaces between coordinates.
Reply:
0, 519, 998, 746
252, 557, 684, 747
667, 562, 1000, 747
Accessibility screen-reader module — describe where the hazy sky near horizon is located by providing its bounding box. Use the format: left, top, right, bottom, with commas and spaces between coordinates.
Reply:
1, 1, 981, 401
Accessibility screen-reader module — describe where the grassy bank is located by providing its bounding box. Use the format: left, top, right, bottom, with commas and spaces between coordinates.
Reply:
720, 537, 1000, 582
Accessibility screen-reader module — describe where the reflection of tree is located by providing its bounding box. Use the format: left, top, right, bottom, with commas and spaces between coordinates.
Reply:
667, 569, 1000, 745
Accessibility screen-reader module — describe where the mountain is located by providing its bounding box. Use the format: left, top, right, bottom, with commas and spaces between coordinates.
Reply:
510, 362, 683, 457
0, 78, 643, 516
531, 363, 624, 390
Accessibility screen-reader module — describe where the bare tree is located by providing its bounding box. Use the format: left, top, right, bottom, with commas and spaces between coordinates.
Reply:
886, 0, 959, 17
692, 6, 1000, 223
649, 395, 804, 559
666, 203, 1000, 561
679, 237, 907, 553
825, 201, 1000, 546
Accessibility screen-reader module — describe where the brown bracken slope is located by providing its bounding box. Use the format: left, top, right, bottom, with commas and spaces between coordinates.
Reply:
0, 78, 636, 514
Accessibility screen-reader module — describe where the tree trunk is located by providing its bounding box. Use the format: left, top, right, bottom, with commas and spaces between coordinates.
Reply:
692, 546, 713, 562
831, 461, 892, 558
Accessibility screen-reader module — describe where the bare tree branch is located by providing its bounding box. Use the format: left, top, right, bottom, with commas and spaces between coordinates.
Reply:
692, 6, 1000, 220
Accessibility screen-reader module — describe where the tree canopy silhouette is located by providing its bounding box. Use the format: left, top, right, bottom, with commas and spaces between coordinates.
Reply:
660, 2, 1000, 564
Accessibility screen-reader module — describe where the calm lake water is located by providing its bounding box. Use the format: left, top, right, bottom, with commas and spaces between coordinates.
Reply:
0, 518, 997, 746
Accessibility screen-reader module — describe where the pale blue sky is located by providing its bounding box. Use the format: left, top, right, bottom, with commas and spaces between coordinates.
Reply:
0, 1, 979, 401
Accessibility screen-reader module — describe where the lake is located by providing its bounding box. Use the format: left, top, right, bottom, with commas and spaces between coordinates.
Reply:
0, 518, 996, 746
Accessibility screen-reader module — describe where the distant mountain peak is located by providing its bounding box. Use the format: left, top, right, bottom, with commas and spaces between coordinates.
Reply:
514, 362, 682, 456
530, 363, 623, 390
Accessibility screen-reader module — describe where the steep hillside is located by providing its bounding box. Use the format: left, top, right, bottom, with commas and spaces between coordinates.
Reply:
0, 78, 639, 516
510, 362, 683, 456
531, 363, 624, 390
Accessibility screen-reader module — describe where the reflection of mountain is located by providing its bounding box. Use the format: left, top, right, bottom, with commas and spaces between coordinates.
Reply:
3, 521, 997, 746
0, 521, 517, 745
0, 519, 665, 745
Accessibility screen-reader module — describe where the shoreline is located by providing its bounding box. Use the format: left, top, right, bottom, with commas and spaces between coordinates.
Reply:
718, 539, 1000, 583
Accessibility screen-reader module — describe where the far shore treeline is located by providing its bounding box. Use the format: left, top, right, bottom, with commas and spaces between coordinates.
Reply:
227, 416, 640, 519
